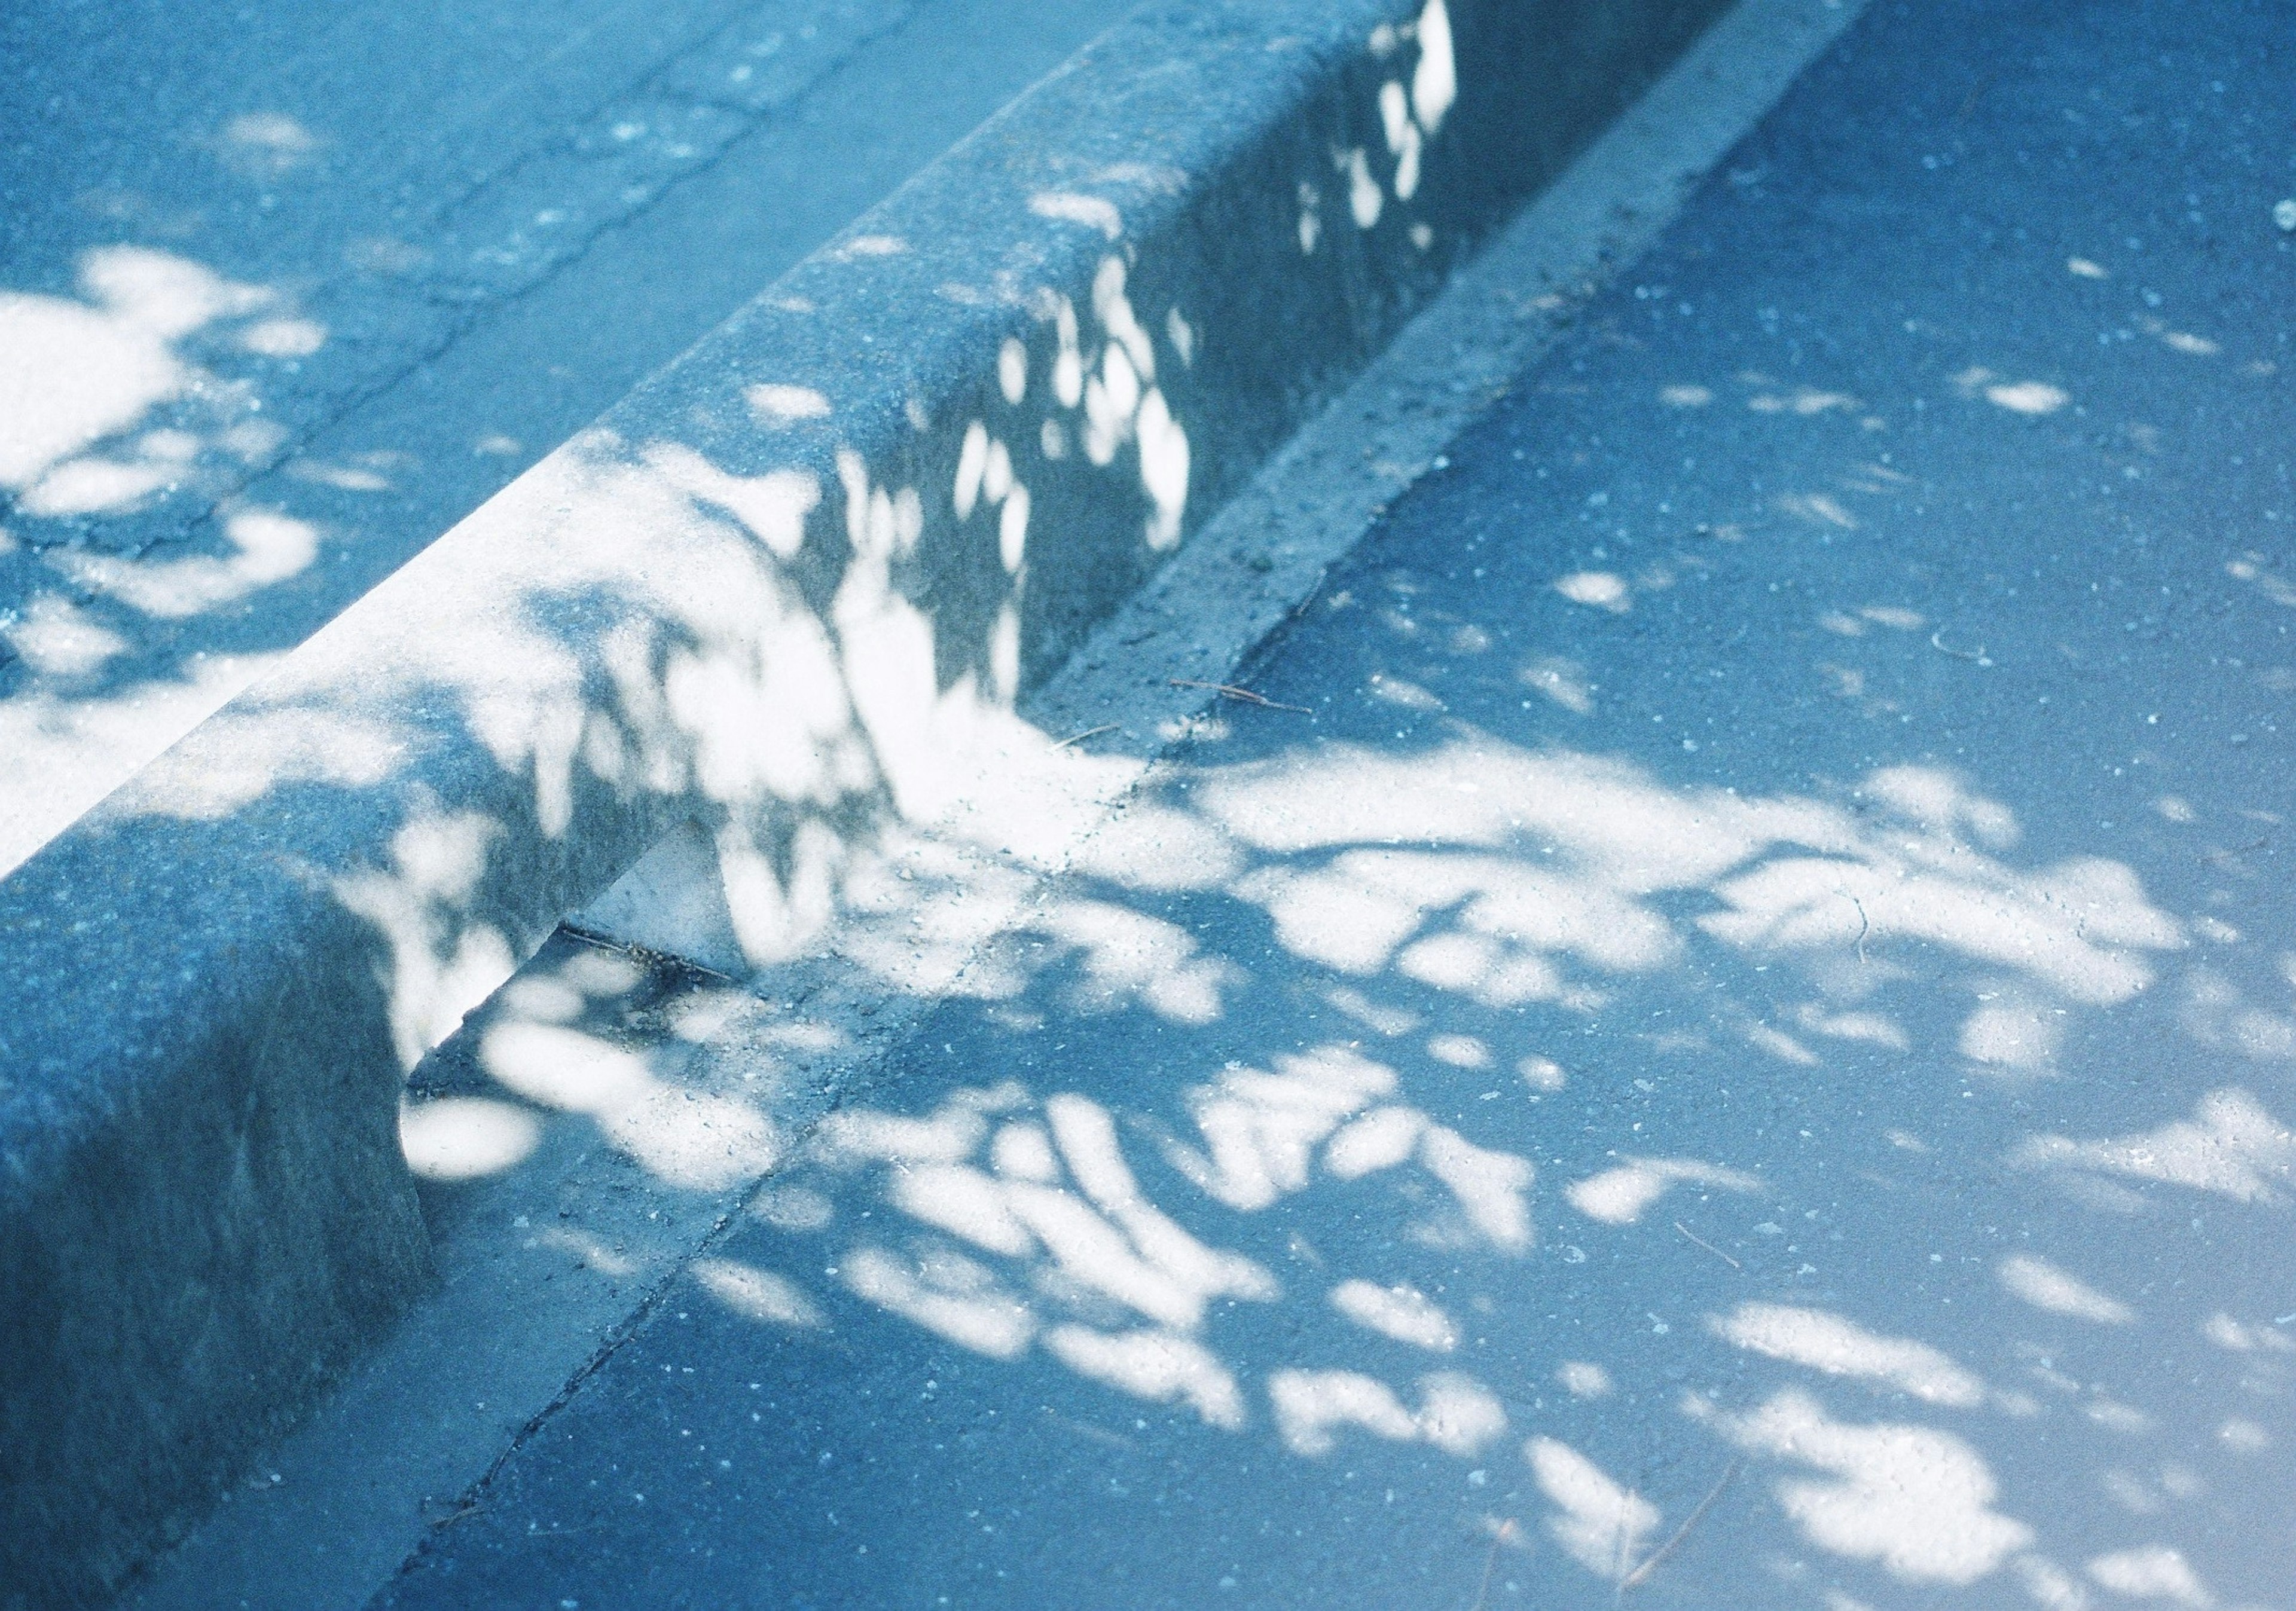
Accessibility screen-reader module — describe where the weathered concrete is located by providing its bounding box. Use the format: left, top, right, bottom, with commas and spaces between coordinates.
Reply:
0, 0, 1146, 876
377, 0, 2296, 1602
121, 5, 1870, 1598
0, 0, 1735, 1601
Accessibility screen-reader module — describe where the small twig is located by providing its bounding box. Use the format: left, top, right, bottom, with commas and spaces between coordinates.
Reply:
1168, 677, 1314, 715
1849, 895, 1870, 966
425, 1494, 482, 1530
1052, 724, 1116, 749
1468, 1518, 1518, 1611
1618, 1460, 1741, 1595
1928, 629, 1990, 665
1290, 565, 1337, 620
2204, 834, 2271, 863
560, 922, 736, 985
1952, 74, 1996, 128
1674, 1220, 1741, 1271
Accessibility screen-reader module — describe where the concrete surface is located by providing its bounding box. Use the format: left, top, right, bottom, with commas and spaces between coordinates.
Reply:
366, 0, 2296, 1606
0, 0, 1738, 1601
0, 0, 1148, 875
119, 5, 1864, 1603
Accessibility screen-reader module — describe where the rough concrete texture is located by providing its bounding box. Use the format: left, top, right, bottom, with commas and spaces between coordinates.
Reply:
0, 0, 1146, 874
121, 7, 1868, 1601
0, 0, 1735, 1602
372, 1, 2296, 1604
0, 0, 907, 871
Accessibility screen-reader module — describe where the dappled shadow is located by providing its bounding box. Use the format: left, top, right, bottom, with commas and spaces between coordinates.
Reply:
0, 0, 1049, 873
396, 662, 2296, 1605
13, 2, 1726, 1600
15, 0, 1563, 1093
367, 0, 2296, 1597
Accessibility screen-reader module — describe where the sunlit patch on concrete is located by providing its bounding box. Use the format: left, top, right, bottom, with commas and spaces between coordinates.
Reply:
2178, 968, 2296, 1063
1556, 1360, 1612, 1399
399, 1096, 542, 1182
1425, 1032, 1489, 1068
0, 647, 300, 869
829, 234, 908, 260
1338, 146, 1384, 231
819, 1100, 991, 1169
2217, 1419, 2270, 1453
2200, 1312, 2295, 1355
1270, 1368, 1416, 1454
240, 318, 326, 359
2013, 1088, 2296, 1205
0, 246, 310, 521
482, 1019, 778, 1191
1525, 1435, 1658, 1580
1777, 490, 1859, 530
1043, 1325, 1244, 1427
1958, 990, 2064, 1071
1555, 570, 1631, 610
212, 111, 320, 178
694, 1257, 826, 1329
1, 594, 129, 678
337, 810, 519, 1071
1028, 192, 1123, 239
750, 1184, 835, 1233
1037, 899, 1242, 1024
1997, 1255, 2134, 1326
890, 1161, 1034, 1257
1242, 845, 1674, 988
1415, 1371, 1506, 1456
1267, 1364, 1502, 1459
1569, 1155, 1762, 1225
1766, 389, 1858, 417
2008, 1554, 2092, 1609
645, 445, 820, 560
1518, 1054, 1566, 1092
842, 1244, 1034, 1359
1953, 366, 2069, 416
746, 383, 832, 424
2225, 552, 2296, 609
1712, 1304, 1985, 1407
2086, 1545, 2213, 1608
1791, 1004, 1909, 1051
60, 508, 320, 619
1330, 1279, 1456, 1351
1323, 1104, 1425, 1179
1172, 1045, 1400, 1210
1701, 1389, 2033, 1584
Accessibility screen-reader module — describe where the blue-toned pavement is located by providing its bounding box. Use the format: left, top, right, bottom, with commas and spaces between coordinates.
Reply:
380, 2, 2296, 1604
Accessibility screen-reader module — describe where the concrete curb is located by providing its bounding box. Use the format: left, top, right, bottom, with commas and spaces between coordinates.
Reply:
0, 0, 1730, 1600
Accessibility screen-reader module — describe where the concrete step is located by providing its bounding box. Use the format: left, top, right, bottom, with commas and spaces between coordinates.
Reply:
374, 1, 2296, 1603
110, 1, 1875, 1604
0, 0, 1142, 875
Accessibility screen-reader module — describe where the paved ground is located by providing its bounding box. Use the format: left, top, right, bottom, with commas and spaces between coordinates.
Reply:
0, 0, 1138, 873
356, 0, 2296, 1606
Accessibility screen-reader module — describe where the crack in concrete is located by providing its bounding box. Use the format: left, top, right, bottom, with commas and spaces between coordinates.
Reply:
6, 0, 920, 571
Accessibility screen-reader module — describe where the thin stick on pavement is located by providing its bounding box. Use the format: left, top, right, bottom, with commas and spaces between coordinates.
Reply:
1167, 678, 1314, 714
1618, 1460, 1741, 1596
